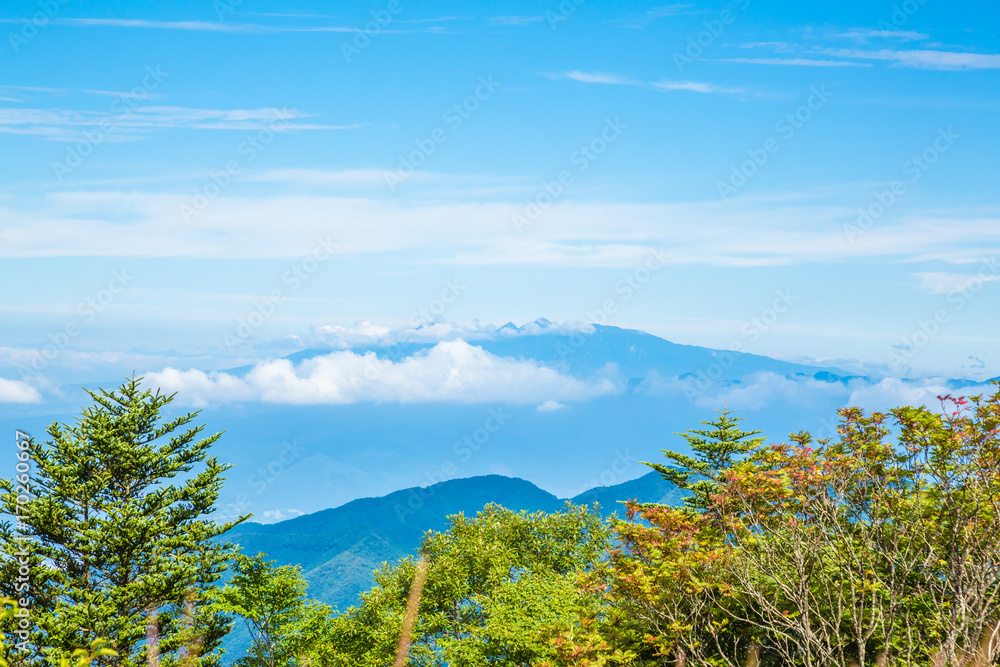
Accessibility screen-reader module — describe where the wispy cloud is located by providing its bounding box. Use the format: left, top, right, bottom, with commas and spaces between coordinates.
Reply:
719, 57, 872, 67
548, 71, 745, 95
244, 11, 338, 19
247, 169, 526, 198
0, 17, 429, 34
248, 168, 391, 186
914, 271, 1000, 294
735, 38, 999, 71
243, 12, 465, 25
651, 80, 747, 94
610, 4, 694, 29
0, 84, 163, 98
487, 15, 544, 25
4, 187, 998, 267
0, 106, 359, 141
397, 16, 469, 24
832, 28, 929, 42
643, 4, 693, 18
820, 47, 1000, 70
0, 346, 241, 380
739, 41, 797, 53
0, 17, 278, 33
563, 71, 639, 85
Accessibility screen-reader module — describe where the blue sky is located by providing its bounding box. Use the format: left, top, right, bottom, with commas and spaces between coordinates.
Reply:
2, 0, 1000, 404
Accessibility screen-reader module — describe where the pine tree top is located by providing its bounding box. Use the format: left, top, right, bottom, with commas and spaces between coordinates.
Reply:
642, 406, 765, 513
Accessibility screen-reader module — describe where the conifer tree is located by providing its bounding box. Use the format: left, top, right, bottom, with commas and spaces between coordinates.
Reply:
643, 406, 765, 513
0, 377, 247, 667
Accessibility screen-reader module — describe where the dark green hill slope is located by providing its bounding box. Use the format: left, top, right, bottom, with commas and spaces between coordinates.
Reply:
227, 471, 679, 611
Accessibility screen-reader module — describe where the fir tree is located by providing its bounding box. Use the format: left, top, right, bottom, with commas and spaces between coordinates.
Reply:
0, 377, 247, 667
643, 406, 765, 513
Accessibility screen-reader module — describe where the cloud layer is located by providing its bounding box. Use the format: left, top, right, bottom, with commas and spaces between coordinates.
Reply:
145, 340, 618, 406
640, 370, 967, 415
3, 188, 997, 267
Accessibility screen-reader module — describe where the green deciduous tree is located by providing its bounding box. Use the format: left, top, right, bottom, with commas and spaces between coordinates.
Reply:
326, 503, 621, 667
0, 377, 246, 667
210, 553, 335, 667
611, 387, 1000, 666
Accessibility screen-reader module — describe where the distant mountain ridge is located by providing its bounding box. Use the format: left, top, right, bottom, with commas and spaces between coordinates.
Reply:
275, 322, 856, 384
227, 470, 683, 612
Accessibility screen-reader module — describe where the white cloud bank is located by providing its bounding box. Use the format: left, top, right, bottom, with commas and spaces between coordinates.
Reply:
640, 370, 975, 415
313, 321, 393, 348
0, 377, 42, 403
145, 340, 618, 406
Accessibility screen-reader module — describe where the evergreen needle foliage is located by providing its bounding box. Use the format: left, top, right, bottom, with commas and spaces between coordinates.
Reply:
0, 377, 247, 667
643, 406, 766, 514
